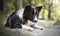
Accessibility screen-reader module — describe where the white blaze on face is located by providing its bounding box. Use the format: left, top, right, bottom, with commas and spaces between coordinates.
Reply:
34, 15, 38, 21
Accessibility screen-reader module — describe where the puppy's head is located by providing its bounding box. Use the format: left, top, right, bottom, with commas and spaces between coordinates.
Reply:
23, 5, 42, 23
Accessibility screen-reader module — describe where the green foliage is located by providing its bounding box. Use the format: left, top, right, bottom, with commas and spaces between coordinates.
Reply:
6, 0, 17, 12
23, 0, 31, 7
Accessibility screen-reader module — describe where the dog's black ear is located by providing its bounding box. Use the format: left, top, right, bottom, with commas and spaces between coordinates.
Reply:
37, 6, 42, 12
24, 5, 31, 10
24, 5, 30, 14
23, 5, 32, 20
24, 5, 33, 16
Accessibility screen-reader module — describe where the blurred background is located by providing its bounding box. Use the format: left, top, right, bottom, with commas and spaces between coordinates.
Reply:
0, 0, 60, 36
0, 0, 60, 29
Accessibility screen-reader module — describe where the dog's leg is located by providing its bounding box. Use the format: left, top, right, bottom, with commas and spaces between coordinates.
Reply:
30, 23, 43, 30
22, 25, 34, 31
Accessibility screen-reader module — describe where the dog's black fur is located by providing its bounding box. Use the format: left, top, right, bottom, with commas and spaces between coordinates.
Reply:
5, 5, 42, 29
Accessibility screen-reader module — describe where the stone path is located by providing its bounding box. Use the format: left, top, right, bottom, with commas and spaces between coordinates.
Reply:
0, 27, 60, 36
0, 20, 60, 36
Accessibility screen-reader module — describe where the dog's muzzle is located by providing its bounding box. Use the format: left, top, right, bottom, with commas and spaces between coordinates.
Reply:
34, 16, 38, 23
34, 20, 37, 23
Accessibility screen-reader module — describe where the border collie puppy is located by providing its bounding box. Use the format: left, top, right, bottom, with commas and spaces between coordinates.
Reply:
5, 5, 42, 30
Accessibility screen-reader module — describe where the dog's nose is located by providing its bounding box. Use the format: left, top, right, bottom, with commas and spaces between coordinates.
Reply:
34, 20, 37, 23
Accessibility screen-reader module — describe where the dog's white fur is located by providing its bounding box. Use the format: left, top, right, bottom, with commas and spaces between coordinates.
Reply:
16, 9, 24, 20
33, 23, 43, 29
22, 25, 34, 31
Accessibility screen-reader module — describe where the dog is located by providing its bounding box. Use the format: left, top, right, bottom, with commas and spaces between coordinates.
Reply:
5, 5, 42, 31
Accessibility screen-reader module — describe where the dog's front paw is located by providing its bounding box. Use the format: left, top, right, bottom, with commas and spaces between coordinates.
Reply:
28, 27, 34, 31
30, 24, 43, 30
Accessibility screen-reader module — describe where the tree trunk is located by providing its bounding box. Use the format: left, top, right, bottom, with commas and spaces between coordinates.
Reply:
0, 0, 9, 13
3, 0, 9, 13
48, 4, 51, 20
17, 0, 23, 9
